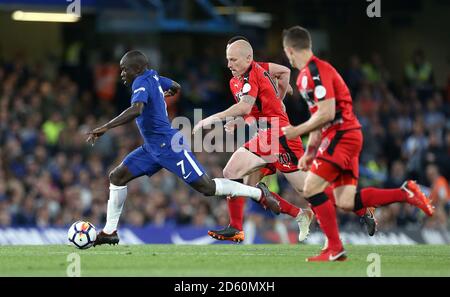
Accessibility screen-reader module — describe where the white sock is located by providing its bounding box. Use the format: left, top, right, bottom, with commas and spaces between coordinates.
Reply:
213, 178, 262, 201
243, 220, 256, 245
274, 220, 290, 244
103, 183, 127, 234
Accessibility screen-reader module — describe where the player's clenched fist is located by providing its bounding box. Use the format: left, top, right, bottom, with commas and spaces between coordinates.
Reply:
281, 125, 300, 140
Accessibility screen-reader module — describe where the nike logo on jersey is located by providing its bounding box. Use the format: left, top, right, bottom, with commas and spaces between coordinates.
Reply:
133, 87, 146, 94
312, 74, 320, 81
183, 172, 192, 180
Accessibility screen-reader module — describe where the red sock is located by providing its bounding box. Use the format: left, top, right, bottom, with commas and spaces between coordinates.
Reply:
359, 188, 407, 208
326, 186, 367, 217
271, 192, 301, 218
309, 192, 342, 251
227, 196, 246, 231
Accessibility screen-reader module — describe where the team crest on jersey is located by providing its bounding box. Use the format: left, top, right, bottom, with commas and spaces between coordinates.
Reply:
242, 83, 251, 94
235, 82, 251, 101
314, 85, 327, 99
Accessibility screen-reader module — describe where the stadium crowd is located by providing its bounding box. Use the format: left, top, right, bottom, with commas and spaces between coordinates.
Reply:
0, 45, 449, 237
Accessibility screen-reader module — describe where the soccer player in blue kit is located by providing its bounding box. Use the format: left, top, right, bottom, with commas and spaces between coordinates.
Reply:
86, 50, 280, 245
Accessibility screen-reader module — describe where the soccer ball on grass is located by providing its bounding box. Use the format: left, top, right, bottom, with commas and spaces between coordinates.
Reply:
67, 221, 97, 249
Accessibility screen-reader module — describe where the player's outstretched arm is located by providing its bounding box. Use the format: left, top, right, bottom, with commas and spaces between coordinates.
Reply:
86, 102, 144, 145
282, 99, 335, 139
192, 95, 255, 134
268, 63, 291, 99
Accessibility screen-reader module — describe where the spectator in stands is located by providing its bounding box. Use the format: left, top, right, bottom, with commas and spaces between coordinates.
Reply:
426, 164, 450, 210
344, 55, 365, 96
405, 49, 434, 100
362, 52, 390, 85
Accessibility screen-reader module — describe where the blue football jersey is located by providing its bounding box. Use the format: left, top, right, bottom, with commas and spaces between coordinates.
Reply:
130, 69, 177, 142
122, 69, 207, 184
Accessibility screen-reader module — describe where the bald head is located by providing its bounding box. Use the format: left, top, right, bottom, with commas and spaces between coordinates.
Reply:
227, 40, 253, 60
120, 50, 149, 86
226, 40, 253, 77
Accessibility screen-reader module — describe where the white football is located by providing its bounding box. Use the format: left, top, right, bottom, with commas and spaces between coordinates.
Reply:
67, 221, 97, 249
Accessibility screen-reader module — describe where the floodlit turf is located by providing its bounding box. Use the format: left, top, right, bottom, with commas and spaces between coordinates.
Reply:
0, 244, 449, 277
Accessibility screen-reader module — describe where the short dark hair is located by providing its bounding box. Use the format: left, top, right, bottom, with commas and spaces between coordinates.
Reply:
282, 26, 311, 50
122, 50, 149, 68
227, 35, 250, 45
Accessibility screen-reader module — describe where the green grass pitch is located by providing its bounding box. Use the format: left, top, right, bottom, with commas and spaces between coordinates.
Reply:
1, 244, 449, 277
